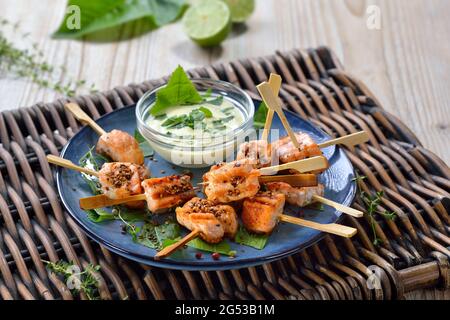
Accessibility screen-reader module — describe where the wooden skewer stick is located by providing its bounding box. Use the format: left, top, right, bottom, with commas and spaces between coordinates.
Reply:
312, 195, 363, 218
65, 103, 107, 136
261, 73, 282, 142
318, 131, 369, 149
259, 156, 328, 176
79, 193, 146, 210
258, 174, 317, 187
155, 229, 201, 260
279, 214, 357, 238
257, 81, 301, 149
47, 155, 98, 177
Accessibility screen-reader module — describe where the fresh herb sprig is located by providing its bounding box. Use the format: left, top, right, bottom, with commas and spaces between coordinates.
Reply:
43, 260, 101, 300
0, 18, 96, 96
352, 174, 396, 245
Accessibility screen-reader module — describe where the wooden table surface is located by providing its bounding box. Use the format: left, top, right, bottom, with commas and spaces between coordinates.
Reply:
1, 0, 449, 299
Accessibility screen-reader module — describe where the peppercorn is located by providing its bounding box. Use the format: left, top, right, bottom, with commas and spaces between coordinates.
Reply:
212, 252, 220, 260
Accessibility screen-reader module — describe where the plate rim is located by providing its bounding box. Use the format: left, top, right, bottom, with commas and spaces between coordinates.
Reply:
56, 103, 356, 271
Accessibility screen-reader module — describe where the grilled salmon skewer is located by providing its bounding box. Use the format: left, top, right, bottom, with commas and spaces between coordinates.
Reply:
241, 191, 357, 237
264, 181, 363, 217
65, 103, 145, 165
202, 157, 327, 203
240, 75, 367, 169
238, 131, 368, 172
79, 175, 196, 214
47, 155, 149, 208
155, 197, 238, 260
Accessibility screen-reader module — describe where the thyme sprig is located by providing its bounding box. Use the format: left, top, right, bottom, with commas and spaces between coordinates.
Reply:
0, 18, 96, 97
352, 174, 396, 245
43, 259, 101, 300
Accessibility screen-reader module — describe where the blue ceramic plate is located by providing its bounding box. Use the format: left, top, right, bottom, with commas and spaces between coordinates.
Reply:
57, 103, 356, 271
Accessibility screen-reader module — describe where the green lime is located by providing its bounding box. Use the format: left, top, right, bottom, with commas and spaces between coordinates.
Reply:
222, 0, 255, 23
183, 0, 232, 47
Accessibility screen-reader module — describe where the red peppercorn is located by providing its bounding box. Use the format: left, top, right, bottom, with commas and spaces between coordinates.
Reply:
195, 252, 203, 260
212, 252, 220, 260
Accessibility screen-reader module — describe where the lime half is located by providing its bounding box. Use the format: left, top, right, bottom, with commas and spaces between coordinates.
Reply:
222, 0, 255, 23
183, 0, 231, 47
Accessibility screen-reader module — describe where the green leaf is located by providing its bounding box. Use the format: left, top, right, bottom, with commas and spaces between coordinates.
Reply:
86, 206, 145, 223
86, 209, 116, 223
253, 101, 268, 129
235, 226, 269, 249
52, 0, 186, 39
150, 65, 203, 115
206, 95, 223, 106
199, 106, 213, 118
136, 220, 181, 250
186, 238, 235, 256
202, 88, 212, 99
162, 114, 188, 128
134, 129, 154, 157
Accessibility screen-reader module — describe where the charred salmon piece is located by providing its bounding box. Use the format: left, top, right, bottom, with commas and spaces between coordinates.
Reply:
98, 162, 143, 199
96, 129, 144, 165
98, 162, 146, 208
141, 175, 195, 213
203, 159, 260, 203
236, 140, 272, 168
241, 191, 286, 235
181, 197, 238, 239
176, 198, 225, 243
265, 182, 324, 207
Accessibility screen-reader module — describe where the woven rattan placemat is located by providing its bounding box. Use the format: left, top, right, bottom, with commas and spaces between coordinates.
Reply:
0, 46, 449, 300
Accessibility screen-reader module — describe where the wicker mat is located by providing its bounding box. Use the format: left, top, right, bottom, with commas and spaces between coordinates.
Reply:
0, 46, 449, 300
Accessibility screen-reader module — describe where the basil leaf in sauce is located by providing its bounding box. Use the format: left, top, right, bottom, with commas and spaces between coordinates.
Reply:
206, 95, 224, 106
199, 106, 213, 118
150, 65, 203, 115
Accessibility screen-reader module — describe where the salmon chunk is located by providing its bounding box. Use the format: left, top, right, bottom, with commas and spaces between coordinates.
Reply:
265, 182, 324, 207
236, 140, 272, 168
203, 159, 261, 203
176, 198, 227, 243
241, 192, 286, 235
178, 197, 238, 239
97, 162, 149, 208
272, 132, 322, 164
141, 175, 195, 213
98, 162, 147, 199
96, 129, 144, 165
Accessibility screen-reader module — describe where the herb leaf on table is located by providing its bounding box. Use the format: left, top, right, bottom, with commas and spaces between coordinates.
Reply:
53, 0, 186, 39
43, 260, 101, 300
150, 65, 203, 115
